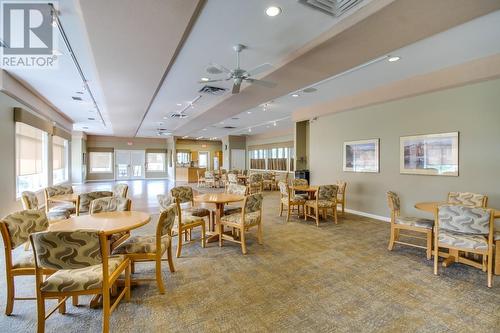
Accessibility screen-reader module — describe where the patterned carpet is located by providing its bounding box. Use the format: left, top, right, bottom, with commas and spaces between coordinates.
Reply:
0, 190, 499, 332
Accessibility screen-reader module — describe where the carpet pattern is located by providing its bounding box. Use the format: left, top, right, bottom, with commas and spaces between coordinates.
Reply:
0, 189, 499, 332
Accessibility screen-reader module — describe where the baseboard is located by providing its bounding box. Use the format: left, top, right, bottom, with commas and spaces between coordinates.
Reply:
344, 208, 390, 222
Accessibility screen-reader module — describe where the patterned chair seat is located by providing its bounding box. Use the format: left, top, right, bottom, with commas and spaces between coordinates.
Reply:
12, 252, 35, 268
282, 196, 306, 205
438, 230, 488, 251
396, 216, 434, 229
221, 211, 260, 226
224, 205, 242, 215
40, 255, 125, 292
305, 199, 335, 208
113, 236, 170, 254
176, 214, 205, 226
185, 207, 210, 217
47, 209, 70, 221
52, 203, 76, 215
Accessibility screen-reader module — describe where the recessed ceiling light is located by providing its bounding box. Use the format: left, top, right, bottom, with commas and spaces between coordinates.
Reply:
273, 121, 277, 127
176, 103, 182, 106
202, 128, 207, 131
220, 121, 225, 125
201, 77, 210, 82
388, 56, 401, 62
266, 6, 282, 17
291, 93, 299, 97
247, 111, 252, 114
163, 116, 168, 120
248, 128, 252, 133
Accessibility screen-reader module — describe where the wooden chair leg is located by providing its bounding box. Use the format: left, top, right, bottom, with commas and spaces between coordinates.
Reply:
434, 236, 439, 275
102, 289, 110, 333
36, 295, 45, 333
388, 226, 396, 251
176, 231, 183, 258
201, 224, 206, 248
304, 206, 308, 221
333, 208, 338, 225
488, 247, 493, 288
315, 207, 319, 227
155, 256, 165, 294
219, 224, 224, 247
240, 228, 247, 255
342, 202, 345, 216
58, 297, 66, 314
167, 244, 175, 273
72, 296, 78, 306
495, 240, 500, 275
426, 231, 432, 260
286, 205, 291, 222
5, 274, 14, 315
131, 261, 135, 274
279, 202, 283, 217
125, 262, 131, 301
257, 223, 263, 245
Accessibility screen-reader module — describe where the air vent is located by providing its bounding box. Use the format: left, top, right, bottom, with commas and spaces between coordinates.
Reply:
170, 113, 188, 119
72, 96, 83, 101
199, 85, 227, 96
303, 87, 317, 93
298, 0, 363, 17
231, 117, 240, 120
223, 126, 237, 129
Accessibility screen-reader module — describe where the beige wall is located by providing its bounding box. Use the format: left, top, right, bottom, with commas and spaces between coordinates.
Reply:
309, 79, 500, 219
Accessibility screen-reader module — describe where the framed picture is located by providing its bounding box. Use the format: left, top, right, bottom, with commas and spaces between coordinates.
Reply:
400, 132, 459, 176
343, 139, 379, 173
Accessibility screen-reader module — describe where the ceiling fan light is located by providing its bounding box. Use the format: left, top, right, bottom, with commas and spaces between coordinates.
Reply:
266, 6, 282, 17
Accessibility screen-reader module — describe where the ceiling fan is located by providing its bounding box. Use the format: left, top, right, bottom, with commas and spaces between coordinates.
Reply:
200, 44, 277, 94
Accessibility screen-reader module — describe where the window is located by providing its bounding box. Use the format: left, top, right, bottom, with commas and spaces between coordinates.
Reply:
52, 136, 68, 184
289, 148, 295, 172
249, 146, 294, 172
146, 152, 166, 172
89, 152, 113, 173
249, 149, 266, 170
16, 122, 48, 195
198, 152, 209, 169
177, 151, 190, 165
267, 147, 288, 171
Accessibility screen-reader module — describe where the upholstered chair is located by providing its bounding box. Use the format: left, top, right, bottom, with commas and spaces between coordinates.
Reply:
21, 191, 70, 221
30, 229, 130, 333
220, 173, 228, 188
292, 178, 309, 199
219, 193, 264, 254
434, 205, 494, 287
112, 183, 129, 198
43, 185, 76, 215
305, 185, 339, 227
204, 170, 216, 188
0, 209, 49, 315
228, 173, 238, 186
112, 204, 176, 294
336, 181, 347, 216
197, 169, 206, 187
275, 172, 289, 186
278, 182, 305, 222
172, 200, 206, 258
76, 191, 113, 215
157, 194, 174, 211
224, 184, 248, 215
247, 173, 263, 194
447, 192, 488, 208
387, 191, 434, 259
170, 186, 211, 225
90, 197, 132, 251
262, 172, 276, 191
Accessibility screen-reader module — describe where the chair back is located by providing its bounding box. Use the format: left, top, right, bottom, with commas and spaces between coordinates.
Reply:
113, 183, 129, 198
221, 169, 227, 174
157, 204, 176, 238
248, 173, 263, 183
0, 209, 48, 249
337, 181, 347, 195
21, 191, 39, 210
170, 186, 194, 204
90, 197, 131, 214
197, 169, 205, 178
243, 170, 248, 176
157, 194, 175, 211
317, 185, 338, 201
278, 182, 289, 198
276, 173, 288, 183
262, 172, 273, 181
78, 191, 114, 213
31, 230, 102, 270
438, 205, 491, 235
447, 192, 487, 208
292, 178, 308, 187
205, 171, 214, 179
44, 185, 73, 198
228, 173, 238, 184
387, 191, 401, 213
243, 193, 264, 214
226, 184, 247, 195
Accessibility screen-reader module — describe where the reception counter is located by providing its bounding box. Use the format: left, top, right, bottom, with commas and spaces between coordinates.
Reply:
176, 167, 205, 183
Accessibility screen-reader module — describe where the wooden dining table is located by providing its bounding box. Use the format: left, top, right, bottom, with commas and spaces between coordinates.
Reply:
291, 185, 318, 200
194, 193, 245, 242
415, 201, 500, 268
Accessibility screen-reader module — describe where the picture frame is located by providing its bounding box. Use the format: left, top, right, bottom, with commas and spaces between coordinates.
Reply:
343, 139, 379, 173
400, 132, 459, 176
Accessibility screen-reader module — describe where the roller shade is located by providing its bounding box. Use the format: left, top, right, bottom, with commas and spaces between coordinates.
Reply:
52, 136, 66, 170
16, 122, 44, 176
53, 126, 71, 141
248, 141, 294, 150
14, 107, 53, 134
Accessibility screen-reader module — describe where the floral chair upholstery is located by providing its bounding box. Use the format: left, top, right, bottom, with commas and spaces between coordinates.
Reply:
447, 192, 487, 208
387, 191, 433, 229
435, 205, 494, 287
77, 191, 113, 214
292, 178, 309, 199
262, 172, 275, 190
247, 173, 263, 194
279, 182, 305, 222
336, 181, 347, 215
2, 209, 49, 249
21, 191, 69, 221
30, 229, 130, 331
44, 185, 73, 197
112, 184, 129, 198
220, 193, 264, 254
43, 185, 76, 215
89, 197, 132, 250
157, 194, 174, 211
305, 185, 338, 226
224, 184, 247, 215
228, 173, 238, 185
204, 171, 216, 187
170, 186, 211, 218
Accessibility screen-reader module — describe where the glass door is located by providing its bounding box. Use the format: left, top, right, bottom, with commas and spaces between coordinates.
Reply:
115, 150, 145, 180
130, 150, 145, 179
115, 150, 131, 180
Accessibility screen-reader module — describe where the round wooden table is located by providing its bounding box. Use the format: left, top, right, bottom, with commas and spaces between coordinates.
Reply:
194, 193, 244, 242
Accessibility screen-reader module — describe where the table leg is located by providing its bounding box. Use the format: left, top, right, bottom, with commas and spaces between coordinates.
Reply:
206, 203, 223, 243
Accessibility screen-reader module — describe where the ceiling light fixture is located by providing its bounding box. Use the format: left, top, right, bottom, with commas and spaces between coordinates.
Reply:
176, 103, 182, 106
388, 56, 401, 62
248, 128, 252, 133
201, 77, 210, 82
266, 6, 282, 17
247, 111, 252, 114
273, 121, 277, 127
291, 93, 299, 97
202, 128, 207, 131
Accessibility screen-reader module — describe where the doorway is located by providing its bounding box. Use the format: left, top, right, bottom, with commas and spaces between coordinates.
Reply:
198, 151, 210, 170
115, 150, 145, 180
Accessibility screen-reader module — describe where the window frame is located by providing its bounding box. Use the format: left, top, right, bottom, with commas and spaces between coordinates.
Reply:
146, 152, 166, 172
88, 151, 114, 174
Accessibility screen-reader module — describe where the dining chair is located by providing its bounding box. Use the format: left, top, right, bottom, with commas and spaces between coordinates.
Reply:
292, 178, 309, 199
447, 192, 488, 208
336, 181, 347, 216
172, 199, 206, 258
262, 172, 275, 191
90, 197, 132, 251
30, 229, 130, 333
44, 185, 76, 215
112, 183, 129, 198
495, 225, 500, 275
204, 170, 216, 188
77, 191, 114, 215
279, 182, 305, 222
305, 185, 338, 226
197, 169, 206, 187
170, 186, 212, 225
247, 173, 263, 194
112, 204, 176, 294
0, 209, 49, 315
434, 205, 494, 287
21, 191, 70, 221
224, 184, 248, 215
387, 191, 434, 259
219, 193, 264, 254
227, 173, 238, 186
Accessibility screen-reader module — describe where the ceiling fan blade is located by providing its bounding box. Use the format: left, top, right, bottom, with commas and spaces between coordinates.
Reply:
247, 63, 273, 77
245, 78, 277, 88
232, 80, 241, 94
207, 63, 232, 74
